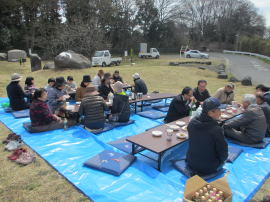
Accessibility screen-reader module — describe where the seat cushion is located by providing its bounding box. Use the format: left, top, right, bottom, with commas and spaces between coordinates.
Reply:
152, 106, 169, 112
226, 146, 243, 163
87, 120, 135, 135
12, 109, 29, 118
108, 137, 144, 153
83, 150, 136, 176
228, 138, 270, 149
137, 110, 166, 119
173, 159, 225, 180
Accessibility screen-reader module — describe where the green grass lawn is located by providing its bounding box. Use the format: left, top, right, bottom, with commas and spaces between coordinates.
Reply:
0, 55, 269, 201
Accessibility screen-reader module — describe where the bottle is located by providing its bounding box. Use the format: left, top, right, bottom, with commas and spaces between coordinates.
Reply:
64, 118, 68, 130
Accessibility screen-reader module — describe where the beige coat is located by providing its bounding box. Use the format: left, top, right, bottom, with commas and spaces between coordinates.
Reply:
214, 87, 234, 104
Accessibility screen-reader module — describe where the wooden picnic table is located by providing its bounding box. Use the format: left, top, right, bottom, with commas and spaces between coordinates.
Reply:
126, 117, 190, 171
129, 93, 177, 113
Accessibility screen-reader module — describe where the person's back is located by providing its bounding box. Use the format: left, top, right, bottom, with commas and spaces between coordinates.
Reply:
111, 94, 130, 122
264, 92, 270, 105
92, 75, 101, 90
6, 82, 28, 111
187, 115, 228, 175
260, 102, 270, 137
134, 78, 148, 95
79, 94, 106, 128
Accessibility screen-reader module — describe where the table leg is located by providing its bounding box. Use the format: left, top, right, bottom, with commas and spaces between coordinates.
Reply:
157, 152, 165, 171
165, 98, 167, 105
135, 102, 137, 113
141, 101, 143, 112
131, 143, 135, 155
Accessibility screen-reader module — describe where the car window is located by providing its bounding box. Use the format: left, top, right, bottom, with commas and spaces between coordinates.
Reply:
104, 52, 109, 57
192, 51, 198, 53
94, 51, 104, 57
152, 49, 157, 52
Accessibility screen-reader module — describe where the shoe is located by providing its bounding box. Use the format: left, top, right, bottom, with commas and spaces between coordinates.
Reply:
5, 140, 23, 151
2, 133, 22, 144
7, 148, 27, 161
15, 151, 35, 165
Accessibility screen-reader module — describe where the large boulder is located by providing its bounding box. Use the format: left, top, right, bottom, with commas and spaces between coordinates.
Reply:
8, 49, 27, 62
241, 76, 252, 86
0, 53, 7, 61
54, 50, 91, 69
30, 54, 42, 72
43, 62, 55, 70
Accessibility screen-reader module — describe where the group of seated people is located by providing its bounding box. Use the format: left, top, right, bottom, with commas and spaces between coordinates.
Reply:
164, 80, 270, 176
6, 70, 148, 131
6, 72, 270, 176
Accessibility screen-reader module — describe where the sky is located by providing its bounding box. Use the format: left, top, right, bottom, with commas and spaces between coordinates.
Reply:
250, 0, 270, 27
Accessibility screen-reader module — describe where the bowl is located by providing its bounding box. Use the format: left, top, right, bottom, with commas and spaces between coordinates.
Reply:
152, 131, 163, 137
181, 125, 188, 131
221, 114, 230, 119
176, 133, 188, 139
176, 121, 186, 127
169, 125, 180, 131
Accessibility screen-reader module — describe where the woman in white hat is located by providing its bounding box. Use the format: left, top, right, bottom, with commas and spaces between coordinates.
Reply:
111, 81, 130, 122
6, 73, 29, 111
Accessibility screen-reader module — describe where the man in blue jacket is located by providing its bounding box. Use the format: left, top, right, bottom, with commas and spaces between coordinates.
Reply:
187, 97, 228, 175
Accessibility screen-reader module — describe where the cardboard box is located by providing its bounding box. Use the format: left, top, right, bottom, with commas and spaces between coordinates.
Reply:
184, 175, 232, 202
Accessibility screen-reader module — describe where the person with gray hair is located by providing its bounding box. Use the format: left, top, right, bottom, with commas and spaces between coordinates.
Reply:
224, 94, 267, 144
132, 73, 148, 95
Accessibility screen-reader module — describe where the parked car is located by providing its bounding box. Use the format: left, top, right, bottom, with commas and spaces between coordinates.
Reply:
184, 50, 209, 59
92, 50, 122, 67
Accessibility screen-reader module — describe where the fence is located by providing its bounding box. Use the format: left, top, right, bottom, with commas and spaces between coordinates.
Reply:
223, 50, 270, 61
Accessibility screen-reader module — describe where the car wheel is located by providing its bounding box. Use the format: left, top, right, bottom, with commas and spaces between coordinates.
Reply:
186, 55, 191, 58
102, 62, 106, 67
116, 61, 120, 66
155, 55, 159, 59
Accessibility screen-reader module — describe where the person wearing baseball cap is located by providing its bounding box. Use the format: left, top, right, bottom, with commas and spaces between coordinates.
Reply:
213, 83, 235, 104
132, 73, 148, 95
186, 97, 228, 176
6, 73, 29, 111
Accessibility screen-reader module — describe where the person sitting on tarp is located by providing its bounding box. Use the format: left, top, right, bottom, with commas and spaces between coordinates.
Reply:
256, 84, 270, 105
224, 94, 267, 144
132, 73, 148, 95
187, 97, 228, 176
113, 70, 123, 83
92, 69, 104, 90
45, 78, 55, 91
110, 81, 130, 122
164, 87, 193, 123
214, 83, 235, 104
76, 75, 93, 101
47, 77, 68, 113
30, 88, 76, 132
193, 80, 210, 108
66, 76, 77, 91
6, 73, 29, 111
79, 86, 108, 130
24, 76, 37, 103
256, 92, 270, 137
98, 73, 114, 100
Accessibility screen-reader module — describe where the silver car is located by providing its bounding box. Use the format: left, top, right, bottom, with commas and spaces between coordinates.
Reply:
184, 50, 209, 59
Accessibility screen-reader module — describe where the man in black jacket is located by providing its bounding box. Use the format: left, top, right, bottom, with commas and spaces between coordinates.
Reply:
193, 80, 210, 107
6, 73, 29, 111
132, 73, 148, 95
164, 87, 193, 123
187, 97, 228, 175
256, 92, 270, 137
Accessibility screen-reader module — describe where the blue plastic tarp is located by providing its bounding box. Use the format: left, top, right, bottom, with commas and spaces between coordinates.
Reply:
0, 97, 270, 202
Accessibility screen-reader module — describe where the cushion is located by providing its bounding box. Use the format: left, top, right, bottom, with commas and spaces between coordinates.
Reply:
152, 106, 169, 112
137, 110, 166, 119
228, 138, 270, 149
83, 150, 136, 176
87, 120, 135, 135
173, 159, 225, 180
108, 137, 144, 153
226, 146, 243, 163
4, 107, 13, 113
23, 122, 63, 133
12, 109, 29, 118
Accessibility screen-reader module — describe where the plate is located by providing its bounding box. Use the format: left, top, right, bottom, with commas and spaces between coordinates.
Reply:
182, 125, 188, 131
176, 121, 186, 127
226, 110, 233, 114
152, 131, 163, 137
66, 105, 74, 110
176, 133, 188, 139
76, 102, 81, 105
169, 125, 180, 131
221, 109, 225, 112
221, 114, 230, 119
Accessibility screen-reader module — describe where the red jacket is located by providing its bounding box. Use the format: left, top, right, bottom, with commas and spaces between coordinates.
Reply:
30, 99, 57, 126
